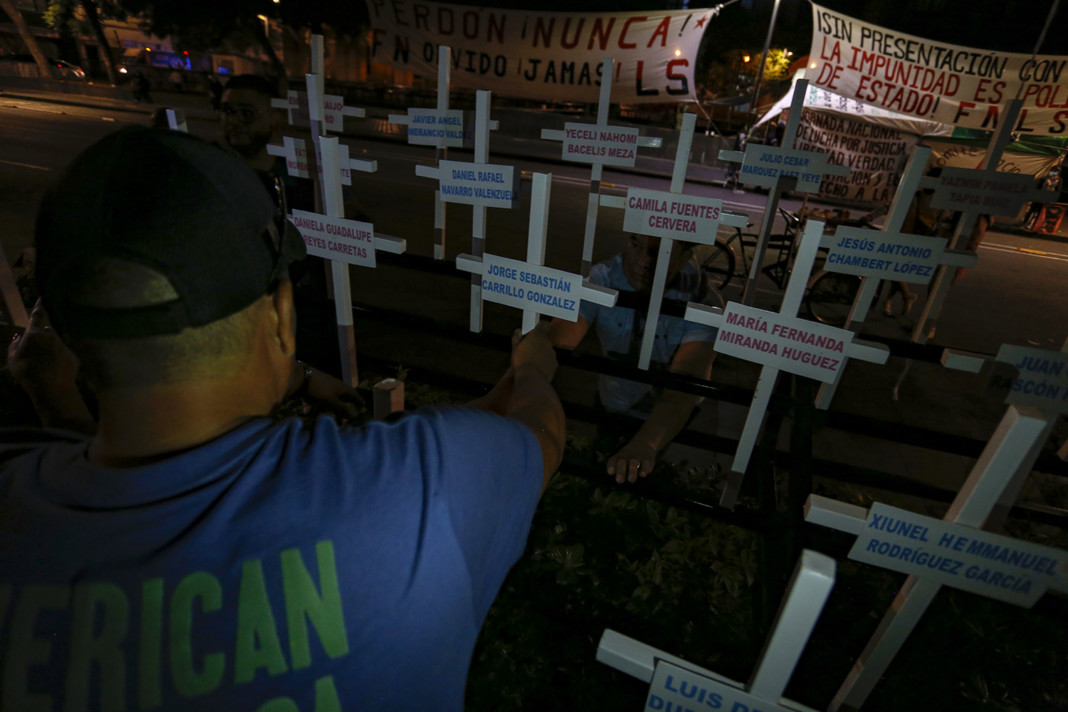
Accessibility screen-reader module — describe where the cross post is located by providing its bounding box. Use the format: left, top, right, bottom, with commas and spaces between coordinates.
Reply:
456, 173, 618, 333
597, 549, 835, 712
911, 99, 1059, 343
806, 338, 1068, 710
598, 111, 748, 370
684, 220, 889, 508
266, 34, 404, 386
414, 90, 511, 332
540, 57, 663, 276
811, 145, 978, 409
718, 78, 850, 306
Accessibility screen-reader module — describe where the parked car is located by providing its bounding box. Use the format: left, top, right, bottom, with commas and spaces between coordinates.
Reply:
0, 54, 87, 80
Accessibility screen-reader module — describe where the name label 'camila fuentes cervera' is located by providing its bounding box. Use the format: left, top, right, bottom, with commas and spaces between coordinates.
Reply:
623, 188, 725, 244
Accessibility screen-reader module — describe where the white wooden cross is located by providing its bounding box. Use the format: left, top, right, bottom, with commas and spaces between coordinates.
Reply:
415, 90, 512, 332
942, 337, 1068, 527
598, 549, 835, 712
0, 241, 28, 331
540, 57, 662, 276
598, 111, 748, 370
911, 98, 1060, 344
811, 145, 979, 410
388, 46, 498, 261
164, 108, 187, 133
684, 220, 889, 509
718, 78, 850, 306
806, 340, 1068, 711
456, 173, 618, 334
267, 34, 405, 386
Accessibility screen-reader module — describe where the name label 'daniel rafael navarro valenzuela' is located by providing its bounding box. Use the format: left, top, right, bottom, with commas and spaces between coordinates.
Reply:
714, 303, 851, 383
290, 209, 376, 268
436, 160, 517, 209
479, 254, 583, 321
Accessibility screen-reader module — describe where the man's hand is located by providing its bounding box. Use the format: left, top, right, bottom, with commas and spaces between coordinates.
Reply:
7, 301, 79, 395
7, 301, 95, 433
511, 323, 557, 382
606, 438, 657, 484
291, 363, 364, 422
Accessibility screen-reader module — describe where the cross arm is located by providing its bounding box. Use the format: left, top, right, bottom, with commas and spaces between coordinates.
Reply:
803, 494, 868, 535
415, 164, 443, 180
370, 231, 407, 255
683, 302, 725, 329
845, 338, 890, 365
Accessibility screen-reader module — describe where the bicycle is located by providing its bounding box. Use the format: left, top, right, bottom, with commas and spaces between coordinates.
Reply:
701, 208, 873, 328
700, 208, 800, 292
804, 270, 861, 326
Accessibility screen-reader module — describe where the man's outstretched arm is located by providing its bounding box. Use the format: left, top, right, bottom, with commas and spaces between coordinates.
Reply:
506, 324, 565, 493
466, 324, 565, 494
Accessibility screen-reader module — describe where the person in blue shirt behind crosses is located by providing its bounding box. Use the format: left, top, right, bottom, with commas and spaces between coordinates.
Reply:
550, 234, 722, 484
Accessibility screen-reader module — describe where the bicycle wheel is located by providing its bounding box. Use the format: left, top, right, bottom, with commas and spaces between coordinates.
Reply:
805, 272, 861, 326
701, 240, 736, 291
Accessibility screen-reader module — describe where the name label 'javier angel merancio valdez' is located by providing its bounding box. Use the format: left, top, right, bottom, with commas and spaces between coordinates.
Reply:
290, 209, 376, 268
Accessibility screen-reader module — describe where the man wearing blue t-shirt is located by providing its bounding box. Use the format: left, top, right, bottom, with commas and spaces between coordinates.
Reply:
0, 127, 564, 711
550, 234, 720, 484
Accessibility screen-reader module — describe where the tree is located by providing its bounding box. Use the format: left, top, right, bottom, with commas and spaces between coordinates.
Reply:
700, 48, 793, 103
0, 0, 54, 78
44, 0, 120, 83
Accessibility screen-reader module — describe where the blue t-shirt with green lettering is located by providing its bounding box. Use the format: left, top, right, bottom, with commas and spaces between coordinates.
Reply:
0, 408, 542, 711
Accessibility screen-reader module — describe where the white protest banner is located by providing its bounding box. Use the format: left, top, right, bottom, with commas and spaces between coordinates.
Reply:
824, 227, 945, 283
480, 254, 582, 321
993, 345, 1068, 414
367, 0, 720, 103
406, 108, 465, 147
562, 123, 640, 167
622, 188, 725, 243
925, 139, 1062, 178
714, 302, 850, 384
848, 502, 1068, 607
291, 209, 376, 268
930, 167, 1039, 216
808, 3, 1068, 135
794, 109, 917, 203
436, 160, 516, 208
